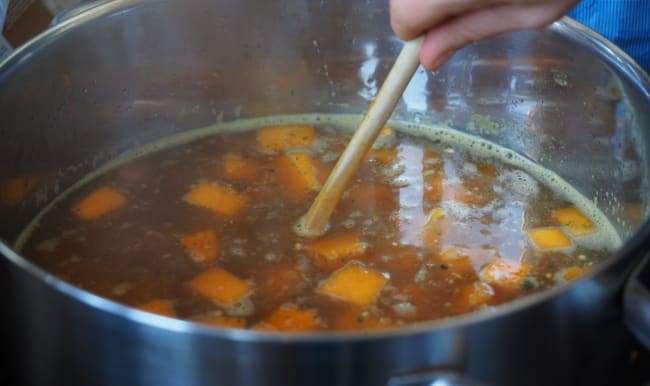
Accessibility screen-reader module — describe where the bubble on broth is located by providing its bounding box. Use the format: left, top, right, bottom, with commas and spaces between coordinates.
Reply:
497, 170, 540, 197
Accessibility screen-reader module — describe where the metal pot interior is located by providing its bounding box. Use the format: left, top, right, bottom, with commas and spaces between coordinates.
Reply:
1, 0, 650, 335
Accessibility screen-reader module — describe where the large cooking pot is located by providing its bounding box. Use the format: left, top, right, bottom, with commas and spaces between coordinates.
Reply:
1, 1, 649, 385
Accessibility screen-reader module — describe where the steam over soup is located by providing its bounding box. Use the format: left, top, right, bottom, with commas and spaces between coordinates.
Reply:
17, 115, 620, 332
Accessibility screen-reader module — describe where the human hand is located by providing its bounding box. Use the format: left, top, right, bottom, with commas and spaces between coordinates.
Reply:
390, 0, 580, 70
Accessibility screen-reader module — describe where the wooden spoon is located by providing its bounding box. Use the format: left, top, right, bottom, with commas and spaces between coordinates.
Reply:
295, 36, 424, 238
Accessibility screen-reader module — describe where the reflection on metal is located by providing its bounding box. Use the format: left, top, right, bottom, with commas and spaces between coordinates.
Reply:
0, 1, 650, 386
402, 68, 430, 112
358, 42, 378, 101
398, 143, 425, 246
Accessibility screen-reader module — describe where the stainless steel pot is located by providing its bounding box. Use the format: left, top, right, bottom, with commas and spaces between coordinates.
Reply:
1, 1, 649, 385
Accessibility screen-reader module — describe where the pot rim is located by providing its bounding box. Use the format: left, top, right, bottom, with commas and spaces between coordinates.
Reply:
2, 0, 650, 343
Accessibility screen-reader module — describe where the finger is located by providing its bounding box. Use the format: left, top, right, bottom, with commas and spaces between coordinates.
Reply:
419, 1, 576, 70
428, 50, 455, 70
390, 0, 499, 40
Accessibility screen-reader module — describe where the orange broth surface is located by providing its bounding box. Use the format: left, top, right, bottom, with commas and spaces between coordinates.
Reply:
19, 122, 615, 332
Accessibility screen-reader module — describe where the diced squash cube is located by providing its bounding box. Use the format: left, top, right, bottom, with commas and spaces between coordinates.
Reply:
479, 259, 531, 289
257, 304, 321, 332
437, 248, 477, 277
423, 208, 447, 249
527, 227, 572, 250
257, 125, 315, 153
195, 315, 246, 329
304, 234, 367, 266
183, 182, 249, 217
138, 299, 175, 317
73, 186, 127, 220
425, 207, 446, 225
181, 230, 220, 262
334, 308, 393, 331
552, 207, 595, 236
317, 262, 388, 306
222, 154, 259, 181
438, 248, 465, 261
273, 152, 322, 203
189, 266, 252, 307
558, 266, 589, 281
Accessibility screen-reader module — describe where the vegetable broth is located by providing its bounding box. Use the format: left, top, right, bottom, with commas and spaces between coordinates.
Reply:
17, 115, 620, 331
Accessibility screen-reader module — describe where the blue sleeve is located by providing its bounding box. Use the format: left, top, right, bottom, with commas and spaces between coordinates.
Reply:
568, 0, 650, 73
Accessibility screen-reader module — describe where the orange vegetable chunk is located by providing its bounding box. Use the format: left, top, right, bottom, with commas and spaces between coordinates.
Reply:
181, 229, 220, 262
189, 266, 252, 307
305, 234, 367, 265
183, 182, 249, 217
318, 262, 388, 306
257, 125, 315, 153
273, 152, 322, 203
138, 299, 176, 317
437, 248, 477, 277
479, 259, 531, 289
560, 266, 588, 281
73, 186, 127, 220
423, 208, 447, 249
527, 227, 572, 250
425, 207, 446, 224
552, 207, 595, 236
258, 304, 321, 332
222, 153, 259, 181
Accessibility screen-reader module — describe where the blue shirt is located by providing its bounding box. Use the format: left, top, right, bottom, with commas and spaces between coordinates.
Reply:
568, 0, 650, 73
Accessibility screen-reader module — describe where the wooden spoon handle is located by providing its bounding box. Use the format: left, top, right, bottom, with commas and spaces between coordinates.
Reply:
295, 36, 424, 238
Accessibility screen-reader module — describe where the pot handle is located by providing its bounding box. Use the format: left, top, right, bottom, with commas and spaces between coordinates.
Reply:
388, 369, 488, 386
623, 253, 650, 350
49, 0, 106, 27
